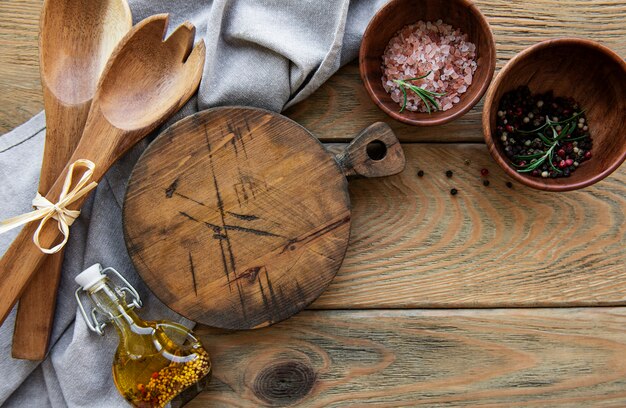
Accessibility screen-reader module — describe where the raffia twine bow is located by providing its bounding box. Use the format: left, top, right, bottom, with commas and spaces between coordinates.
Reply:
0, 159, 98, 254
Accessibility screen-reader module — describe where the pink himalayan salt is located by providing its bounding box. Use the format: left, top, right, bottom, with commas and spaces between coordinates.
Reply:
381, 20, 477, 113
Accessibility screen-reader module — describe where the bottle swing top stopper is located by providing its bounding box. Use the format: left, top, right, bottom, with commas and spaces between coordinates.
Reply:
74, 264, 143, 335
75, 263, 106, 291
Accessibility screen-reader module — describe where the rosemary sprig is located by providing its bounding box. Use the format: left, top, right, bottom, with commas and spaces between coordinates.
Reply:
393, 72, 446, 114
512, 112, 583, 174
515, 110, 585, 135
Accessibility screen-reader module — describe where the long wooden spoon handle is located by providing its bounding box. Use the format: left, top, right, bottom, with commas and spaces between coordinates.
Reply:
12, 249, 64, 358
0, 222, 48, 324
11, 95, 91, 359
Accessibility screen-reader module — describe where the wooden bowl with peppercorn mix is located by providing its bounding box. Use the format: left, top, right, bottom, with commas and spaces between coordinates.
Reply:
483, 38, 626, 191
359, 0, 496, 126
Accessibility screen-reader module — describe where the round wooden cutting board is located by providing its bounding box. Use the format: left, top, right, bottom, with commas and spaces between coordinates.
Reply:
123, 107, 405, 329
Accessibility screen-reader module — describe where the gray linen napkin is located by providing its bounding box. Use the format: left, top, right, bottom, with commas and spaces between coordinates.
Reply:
0, 0, 388, 406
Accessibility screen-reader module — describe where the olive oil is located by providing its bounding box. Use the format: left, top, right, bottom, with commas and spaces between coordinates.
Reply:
75, 264, 211, 407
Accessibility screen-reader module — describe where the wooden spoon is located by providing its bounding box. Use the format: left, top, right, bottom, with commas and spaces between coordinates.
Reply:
0, 14, 206, 327
12, 0, 132, 361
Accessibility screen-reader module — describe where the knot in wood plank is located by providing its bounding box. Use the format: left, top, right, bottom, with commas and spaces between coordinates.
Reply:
253, 361, 316, 406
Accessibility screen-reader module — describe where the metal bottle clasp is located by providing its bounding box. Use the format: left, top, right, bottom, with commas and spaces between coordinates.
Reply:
75, 266, 143, 336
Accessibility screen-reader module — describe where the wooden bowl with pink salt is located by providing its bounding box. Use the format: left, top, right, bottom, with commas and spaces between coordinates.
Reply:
359, 0, 496, 126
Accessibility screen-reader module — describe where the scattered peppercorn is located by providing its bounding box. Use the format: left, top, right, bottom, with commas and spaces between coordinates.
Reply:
445, 170, 453, 178
480, 168, 489, 177
417, 170, 424, 177
464, 159, 471, 166
483, 179, 490, 186
506, 181, 513, 188
450, 188, 458, 195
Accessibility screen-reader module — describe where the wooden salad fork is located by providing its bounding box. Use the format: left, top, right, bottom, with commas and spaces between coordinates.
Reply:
0, 14, 206, 327
12, 0, 132, 361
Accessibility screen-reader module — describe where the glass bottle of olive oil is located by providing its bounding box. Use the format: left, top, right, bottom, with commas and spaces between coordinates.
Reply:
75, 264, 211, 407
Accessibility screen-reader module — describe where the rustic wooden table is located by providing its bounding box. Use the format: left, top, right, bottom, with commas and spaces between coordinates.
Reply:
2, 0, 625, 406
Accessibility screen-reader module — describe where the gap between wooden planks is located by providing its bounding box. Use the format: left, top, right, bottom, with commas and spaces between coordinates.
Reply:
189, 308, 626, 407
314, 143, 626, 309
1, 0, 625, 134
284, 0, 626, 143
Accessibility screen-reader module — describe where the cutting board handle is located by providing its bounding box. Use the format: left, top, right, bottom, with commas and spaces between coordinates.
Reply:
335, 122, 406, 178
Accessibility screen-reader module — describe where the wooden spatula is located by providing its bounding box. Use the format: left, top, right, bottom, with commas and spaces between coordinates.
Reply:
0, 14, 206, 327
12, 0, 132, 361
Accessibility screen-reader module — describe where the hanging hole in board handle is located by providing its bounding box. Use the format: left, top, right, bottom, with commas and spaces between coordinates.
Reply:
366, 140, 387, 161
335, 122, 406, 178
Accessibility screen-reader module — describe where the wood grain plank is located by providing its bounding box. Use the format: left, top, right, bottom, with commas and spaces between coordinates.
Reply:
189, 308, 626, 407
313, 143, 626, 308
0, 0, 42, 134
1, 0, 625, 135
286, 62, 485, 142
285, 0, 626, 142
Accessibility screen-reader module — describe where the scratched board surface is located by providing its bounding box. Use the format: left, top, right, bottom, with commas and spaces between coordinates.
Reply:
123, 108, 352, 330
